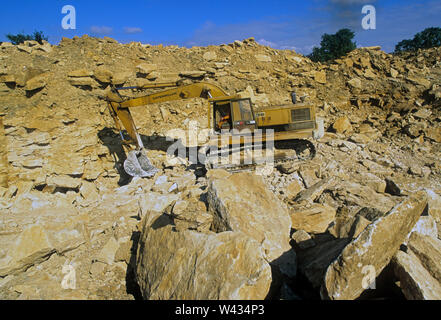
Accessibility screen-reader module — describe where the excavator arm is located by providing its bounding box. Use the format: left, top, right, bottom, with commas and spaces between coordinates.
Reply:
107, 82, 228, 148
105, 81, 229, 177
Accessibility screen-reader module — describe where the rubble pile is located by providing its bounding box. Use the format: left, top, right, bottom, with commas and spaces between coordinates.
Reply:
0, 36, 440, 300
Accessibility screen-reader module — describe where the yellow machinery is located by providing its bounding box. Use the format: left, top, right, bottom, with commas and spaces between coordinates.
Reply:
106, 81, 323, 177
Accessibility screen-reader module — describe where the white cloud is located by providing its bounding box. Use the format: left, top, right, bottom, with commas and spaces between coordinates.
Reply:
124, 27, 143, 34
330, 0, 375, 4
257, 38, 277, 47
90, 26, 113, 35
257, 39, 298, 51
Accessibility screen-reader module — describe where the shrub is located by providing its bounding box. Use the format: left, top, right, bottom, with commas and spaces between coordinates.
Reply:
308, 28, 357, 63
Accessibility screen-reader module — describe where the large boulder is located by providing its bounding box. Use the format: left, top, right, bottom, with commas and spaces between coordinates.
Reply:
329, 181, 396, 214
207, 171, 292, 265
392, 249, 441, 300
321, 191, 428, 300
135, 214, 272, 300
25, 73, 49, 91
0, 225, 55, 276
0, 212, 88, 277
407, 232, 441, 283
297, 238, 350, 288
290, 203, 336, 234
332, 116, 352, 134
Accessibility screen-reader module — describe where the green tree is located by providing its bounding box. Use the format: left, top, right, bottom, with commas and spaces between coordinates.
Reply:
308, 28, 357, 63
395, 27, 441, 53
6, 31, 48, 45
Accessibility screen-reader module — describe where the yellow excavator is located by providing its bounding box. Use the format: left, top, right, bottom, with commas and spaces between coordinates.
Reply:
106, 81, 324, 177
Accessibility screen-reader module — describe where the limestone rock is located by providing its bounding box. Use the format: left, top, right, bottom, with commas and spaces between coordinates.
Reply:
94, 67, 113, 83
47, 175, 82, 189
0, 225, 55, 276
330, 181, 396, 214
294, 177, 335, 205
17, 45, 32, 54
96, 237, 119, 265
408, 216, 438, 241
349, 133, 371, 144
0, 42, 13, 48
79, 181, 100, 203
171, 198, 213, 232
68, 77, 95, 87
314, 70, 326, 84
146, 71, 159, 80
135, 214, 272, 300
136, 63, 157, 75
111, 71, 131, 85
284, 179, 303, 199
321, 191, 428, 300
68, 69, 93, 77
207, 172, 292, 263
390, 68, 399, 78
392, 249, 441, 300
407, 232, 441, 283
203, 51, 217, 61
138, 192, 179, 220
347, 78, 362, 89
255, 54, 272, 62
425, 127, 441, 143
0, 116, 8, 188
25, 74, 48, 91
297, 238, 350, 288
425, 189, 441, 222
291, 230, 315, 249
179, 71, 206, 78
0, 74, 15, 83
333, 116, 352, 134
298, 166, 320, 188
329, 214, 371, 239
37, 42, 52, 53
364, 69, 376, 80
290, 203, 336, 234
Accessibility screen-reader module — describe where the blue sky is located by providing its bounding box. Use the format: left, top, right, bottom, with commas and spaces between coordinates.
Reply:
0, 0, 440, 54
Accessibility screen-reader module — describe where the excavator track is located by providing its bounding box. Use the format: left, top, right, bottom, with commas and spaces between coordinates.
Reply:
203, 139, 316, 173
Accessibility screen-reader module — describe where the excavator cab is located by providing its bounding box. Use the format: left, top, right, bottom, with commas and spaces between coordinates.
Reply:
212, 97, 257, 133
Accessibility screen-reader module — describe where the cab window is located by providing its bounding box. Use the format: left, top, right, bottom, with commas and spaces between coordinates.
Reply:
238, 99, 253, 121
213, 101, 232, 132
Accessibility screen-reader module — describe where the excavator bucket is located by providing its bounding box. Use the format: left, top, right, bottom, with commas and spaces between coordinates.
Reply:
124, 149, 159, 178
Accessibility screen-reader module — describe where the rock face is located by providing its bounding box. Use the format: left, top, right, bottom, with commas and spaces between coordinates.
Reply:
321, 191, 428, 300
135, 214, 272, 300
207, 171, 292, 264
